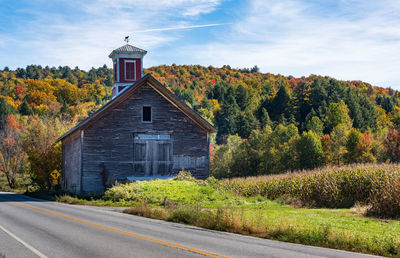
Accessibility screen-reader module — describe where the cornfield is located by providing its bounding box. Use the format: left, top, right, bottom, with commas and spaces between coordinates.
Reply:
222, 163, 400, 210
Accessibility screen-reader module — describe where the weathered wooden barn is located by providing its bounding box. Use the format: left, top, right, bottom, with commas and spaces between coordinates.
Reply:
59, 44, 216, 194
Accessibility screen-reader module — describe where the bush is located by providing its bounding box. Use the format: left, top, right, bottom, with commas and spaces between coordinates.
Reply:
174, 170, 195, 181
222, 164, 400, 208
367, 177, 400, 219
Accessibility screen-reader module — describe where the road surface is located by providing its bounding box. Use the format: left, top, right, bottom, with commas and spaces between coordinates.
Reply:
0, 192, 379, 258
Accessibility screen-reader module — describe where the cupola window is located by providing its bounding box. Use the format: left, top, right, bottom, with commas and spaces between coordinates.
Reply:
125, 60, 136, 81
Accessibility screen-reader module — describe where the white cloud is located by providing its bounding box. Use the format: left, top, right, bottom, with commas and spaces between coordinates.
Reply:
1, 0, 223, 69
180, 0, 400, 88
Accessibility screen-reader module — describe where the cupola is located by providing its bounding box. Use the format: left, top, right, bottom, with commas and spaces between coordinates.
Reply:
109, 44, 147, 98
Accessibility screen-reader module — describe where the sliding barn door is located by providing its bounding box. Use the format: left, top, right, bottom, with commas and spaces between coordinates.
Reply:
133, 134, 172, 177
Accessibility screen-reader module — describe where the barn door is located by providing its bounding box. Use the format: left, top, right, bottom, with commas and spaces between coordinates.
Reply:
133, 134, 172, 177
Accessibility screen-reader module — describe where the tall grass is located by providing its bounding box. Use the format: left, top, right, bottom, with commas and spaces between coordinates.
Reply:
222, 163, 400, 209
123, 203, 400, 257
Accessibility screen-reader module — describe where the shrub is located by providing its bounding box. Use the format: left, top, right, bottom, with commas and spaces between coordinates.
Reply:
367, 177, 400, 219
174, 170, 195, 181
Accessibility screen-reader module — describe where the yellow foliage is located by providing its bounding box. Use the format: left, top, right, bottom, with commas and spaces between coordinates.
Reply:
210, 99, 221, 112
4, 96, 18, 109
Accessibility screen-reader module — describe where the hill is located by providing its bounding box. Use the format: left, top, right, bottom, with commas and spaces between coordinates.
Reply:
0, 64, 400, 181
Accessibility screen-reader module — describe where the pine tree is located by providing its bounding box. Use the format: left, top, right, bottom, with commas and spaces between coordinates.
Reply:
18, 100, 34, 116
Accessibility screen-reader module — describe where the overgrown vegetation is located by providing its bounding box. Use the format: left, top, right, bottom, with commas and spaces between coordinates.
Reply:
50, 169, 400, 257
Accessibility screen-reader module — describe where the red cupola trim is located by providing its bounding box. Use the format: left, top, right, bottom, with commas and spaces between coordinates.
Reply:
109, 44, 147, 98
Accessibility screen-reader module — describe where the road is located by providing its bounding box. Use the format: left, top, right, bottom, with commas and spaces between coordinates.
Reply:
0, 192, 379, 258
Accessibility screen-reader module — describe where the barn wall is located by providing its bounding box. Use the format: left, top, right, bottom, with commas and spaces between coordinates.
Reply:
62, 130, 82, 193
81, 83, 209, 193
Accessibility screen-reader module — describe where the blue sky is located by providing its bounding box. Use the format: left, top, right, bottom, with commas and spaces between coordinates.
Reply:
0, 0, 399, 89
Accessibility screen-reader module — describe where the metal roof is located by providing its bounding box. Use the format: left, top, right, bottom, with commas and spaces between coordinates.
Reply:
108, 44, 147, 58
57, 74, 216, 142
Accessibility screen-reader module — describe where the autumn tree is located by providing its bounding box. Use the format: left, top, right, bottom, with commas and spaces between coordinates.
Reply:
383, 129, 400, 162
0, 115, 26, 188
23, 117, 66, 190
325, 101, 352, 133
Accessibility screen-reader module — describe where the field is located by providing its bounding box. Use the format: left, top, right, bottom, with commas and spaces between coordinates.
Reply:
51, 166, 400, 257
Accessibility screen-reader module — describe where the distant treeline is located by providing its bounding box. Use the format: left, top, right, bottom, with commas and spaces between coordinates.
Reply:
1, 64, 400, 181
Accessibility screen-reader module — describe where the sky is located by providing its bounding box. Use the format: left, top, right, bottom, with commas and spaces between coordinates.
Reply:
0, 0, 399, 89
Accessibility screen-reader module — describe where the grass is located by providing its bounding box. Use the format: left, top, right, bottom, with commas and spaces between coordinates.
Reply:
9, 167, 400, 257
57, 172, 400, 257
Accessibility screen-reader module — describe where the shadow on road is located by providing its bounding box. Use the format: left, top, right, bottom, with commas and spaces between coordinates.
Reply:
0, 193, 52, 203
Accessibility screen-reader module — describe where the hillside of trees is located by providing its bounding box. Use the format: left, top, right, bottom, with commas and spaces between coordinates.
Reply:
1, 64, 400, 188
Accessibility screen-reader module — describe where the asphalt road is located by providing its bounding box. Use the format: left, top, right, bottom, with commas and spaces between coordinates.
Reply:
0, 192, 380, 258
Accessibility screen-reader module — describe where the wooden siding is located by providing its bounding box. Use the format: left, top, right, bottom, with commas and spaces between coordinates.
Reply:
80, 82, 210, 193
62, 130, 82, 193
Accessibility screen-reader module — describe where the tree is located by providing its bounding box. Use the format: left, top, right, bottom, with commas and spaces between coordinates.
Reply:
0, 115, 26, 188
306, 116, 324, 136
211, 134, 243, 178
258, 107, 273, 128
0, 98, 16, 128
329, 124, 350, 165
325, 101, 352, 133
383, 129, 400, 162
23, 117, 64, 190
268, 84, 291, 121
344, 128, 363, 163
296, 131, 325, 169
18, 100, 34, 116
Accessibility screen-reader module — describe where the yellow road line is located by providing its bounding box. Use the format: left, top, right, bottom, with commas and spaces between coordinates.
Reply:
1, 198, 231, 258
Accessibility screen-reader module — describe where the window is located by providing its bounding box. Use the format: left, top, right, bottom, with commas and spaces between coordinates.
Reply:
125, 60, 136, 81
134, 134, 170, 140
142, 106, 151, 122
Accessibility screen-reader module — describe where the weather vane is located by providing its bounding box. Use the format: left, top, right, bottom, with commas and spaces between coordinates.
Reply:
124, 36, 130, 44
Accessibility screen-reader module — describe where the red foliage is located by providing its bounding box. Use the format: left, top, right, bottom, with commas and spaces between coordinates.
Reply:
14, 85, 24, 98
383, 129, 400, 162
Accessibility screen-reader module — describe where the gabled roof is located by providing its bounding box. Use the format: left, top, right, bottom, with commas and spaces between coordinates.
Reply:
108, 44, 147, 58
58, 74, 216, 142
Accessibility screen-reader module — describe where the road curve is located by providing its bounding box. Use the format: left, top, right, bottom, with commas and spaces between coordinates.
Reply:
0, 192, 379, 258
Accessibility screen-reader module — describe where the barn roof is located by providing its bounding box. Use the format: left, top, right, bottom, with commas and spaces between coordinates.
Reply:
57, 74, 216, 142
108, 44, 147, 58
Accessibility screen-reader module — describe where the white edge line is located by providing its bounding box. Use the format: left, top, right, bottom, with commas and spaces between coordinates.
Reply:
0, 224, 48, 258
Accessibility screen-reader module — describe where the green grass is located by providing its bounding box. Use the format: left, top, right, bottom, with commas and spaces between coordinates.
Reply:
57, 175, 400, 257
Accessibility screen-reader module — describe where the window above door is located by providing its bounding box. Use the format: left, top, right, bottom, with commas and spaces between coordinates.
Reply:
134, 134, 171, 140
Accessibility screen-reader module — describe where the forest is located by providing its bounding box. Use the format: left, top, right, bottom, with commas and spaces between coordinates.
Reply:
0, 64, 400, 189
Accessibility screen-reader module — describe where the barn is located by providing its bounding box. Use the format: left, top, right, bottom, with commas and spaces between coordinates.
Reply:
58, 44, 216, 194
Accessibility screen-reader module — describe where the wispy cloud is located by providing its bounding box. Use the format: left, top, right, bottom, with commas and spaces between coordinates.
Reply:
133, 23, 229, 33
181, 0, 400, 88
1, 0, 400, 88
0, 0, 223, 69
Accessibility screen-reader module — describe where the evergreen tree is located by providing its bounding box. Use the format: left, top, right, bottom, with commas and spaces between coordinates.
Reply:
18, 100, 34, 116
235, 85, 251, 110
268, 84, 290, 121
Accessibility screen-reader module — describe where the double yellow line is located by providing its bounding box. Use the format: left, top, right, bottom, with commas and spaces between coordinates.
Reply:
1, 198, 231, 258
